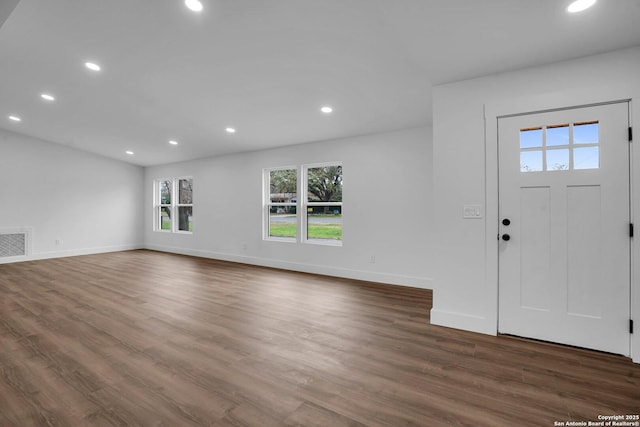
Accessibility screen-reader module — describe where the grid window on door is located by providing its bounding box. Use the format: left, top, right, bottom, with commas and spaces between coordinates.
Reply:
520, 121, 599, 172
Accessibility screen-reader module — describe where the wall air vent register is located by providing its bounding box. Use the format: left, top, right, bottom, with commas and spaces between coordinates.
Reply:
0, 229, 31, 258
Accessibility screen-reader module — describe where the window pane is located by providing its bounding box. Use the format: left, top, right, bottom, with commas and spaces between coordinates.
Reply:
307, 165, 342, 202
547, 149, 569, 171
574, 146, 599, 170
160, 207, 172, 230
520, 128, 542, 149
574, 122, 599, 144
521, 150, 543, 172
160, 180, 172, 204
546, 124, 569, 147
179, 179, 193, 204
269, 206, 297, 238
178, 206, 193, 232
307, 206, 342, 241
270, 169, 297, 204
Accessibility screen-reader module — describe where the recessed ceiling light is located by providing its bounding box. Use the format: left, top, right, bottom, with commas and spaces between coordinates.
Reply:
185, 0, 203, 12
8, 115, 21, 122
321, 106, 333, 114
41, 93, 55, 101
85, 62, 101, 71
169, 140, 179, 145
567, 0, 596, 13
125, 150, 134, 155
226, 127, 236, 133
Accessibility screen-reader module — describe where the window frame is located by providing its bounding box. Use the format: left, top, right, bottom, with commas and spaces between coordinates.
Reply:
155, 178, 173, 233
263, 166, 299, 243
175, 177, 194, 234
302, 162, 343, 246
154, 176, 194, 234
263, 162, 343, 246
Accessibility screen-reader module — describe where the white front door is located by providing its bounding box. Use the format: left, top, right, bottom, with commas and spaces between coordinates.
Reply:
498, 102, 631, 356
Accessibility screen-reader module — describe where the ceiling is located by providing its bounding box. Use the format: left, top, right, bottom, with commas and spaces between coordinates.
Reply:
1, 0, 639, 166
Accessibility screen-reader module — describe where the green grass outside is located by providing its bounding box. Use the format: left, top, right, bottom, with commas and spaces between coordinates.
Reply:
269, 222, 342, 240
308, 223, 342, 240
161, 218, 193, 232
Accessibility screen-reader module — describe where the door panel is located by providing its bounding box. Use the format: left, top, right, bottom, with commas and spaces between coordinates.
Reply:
519, 186, 551, 311
498, 102, 630, 356
566, 185, 602, 318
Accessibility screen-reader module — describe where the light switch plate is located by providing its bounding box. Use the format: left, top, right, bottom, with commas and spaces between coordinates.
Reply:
463, 205, 483, 219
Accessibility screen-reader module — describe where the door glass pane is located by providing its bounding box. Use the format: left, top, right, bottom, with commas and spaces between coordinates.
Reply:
520, 128, 542, 149
547, 149, 569, 171
574, 122, 599, 144
574, 146, 599, 170
521, 150, 543, 172
546, 124, 569, 147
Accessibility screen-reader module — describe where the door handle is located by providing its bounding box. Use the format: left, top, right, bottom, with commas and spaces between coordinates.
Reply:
502, 234, 511, 241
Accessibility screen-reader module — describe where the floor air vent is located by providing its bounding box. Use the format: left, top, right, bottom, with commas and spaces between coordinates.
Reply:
0, 230, 29, 258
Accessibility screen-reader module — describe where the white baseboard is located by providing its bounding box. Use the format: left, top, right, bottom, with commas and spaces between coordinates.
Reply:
430, 308, 496, 335
0, 243, 145, 264
145, 244, 433, 289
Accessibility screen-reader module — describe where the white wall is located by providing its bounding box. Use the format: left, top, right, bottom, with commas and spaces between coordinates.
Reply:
145, 126, 433, 288
0, 129, 144, 262
432, 46, 640, 363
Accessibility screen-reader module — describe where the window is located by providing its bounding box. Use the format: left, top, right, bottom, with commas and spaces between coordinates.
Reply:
520, 121, 599, 172
304, 164, 343, 243
263, 163, 342, 245
265, 167, 298, 241
158, 179, 172, 231
154, 177, 193, 233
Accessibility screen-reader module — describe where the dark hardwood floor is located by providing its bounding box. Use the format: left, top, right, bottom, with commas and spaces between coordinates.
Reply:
0, 250, 638, 426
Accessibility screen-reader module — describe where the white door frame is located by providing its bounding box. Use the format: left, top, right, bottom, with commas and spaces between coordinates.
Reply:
484, 95, 638, 363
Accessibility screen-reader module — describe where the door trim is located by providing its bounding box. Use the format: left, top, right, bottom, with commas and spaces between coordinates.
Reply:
497, 99, 631, 120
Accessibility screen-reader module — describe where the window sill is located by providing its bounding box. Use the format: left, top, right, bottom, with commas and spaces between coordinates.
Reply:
305, 239, 342, 247
265, 237, 297, 243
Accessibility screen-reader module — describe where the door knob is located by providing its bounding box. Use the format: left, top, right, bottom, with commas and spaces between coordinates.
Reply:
502, 218, 511, 226
502, 234, 511, 241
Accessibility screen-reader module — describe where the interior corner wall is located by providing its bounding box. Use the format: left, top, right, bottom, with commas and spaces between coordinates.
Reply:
432, 46, 640, 363
0, 129, 145, 262
144, 126, 433, 289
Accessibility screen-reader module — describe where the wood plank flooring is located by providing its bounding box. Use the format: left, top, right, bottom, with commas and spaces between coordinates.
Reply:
0, 250, 638, 426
